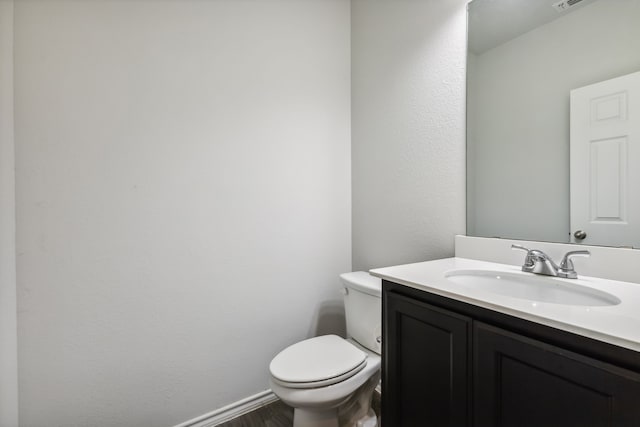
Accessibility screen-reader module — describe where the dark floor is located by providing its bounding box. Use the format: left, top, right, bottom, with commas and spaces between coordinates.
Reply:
217, 400, 293, 427
218, 391, 381, 427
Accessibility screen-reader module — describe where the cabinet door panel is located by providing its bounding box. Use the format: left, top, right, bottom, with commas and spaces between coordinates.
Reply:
383, 291, 471, 426
474, 322, 640, 427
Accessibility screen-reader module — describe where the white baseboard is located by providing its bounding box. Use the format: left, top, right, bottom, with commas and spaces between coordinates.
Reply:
173, 389, 278, 427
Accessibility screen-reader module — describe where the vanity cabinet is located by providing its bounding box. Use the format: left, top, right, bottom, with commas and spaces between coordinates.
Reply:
382, 281, 640, 427
475, 322, 640, 427
384, 292, 471, 426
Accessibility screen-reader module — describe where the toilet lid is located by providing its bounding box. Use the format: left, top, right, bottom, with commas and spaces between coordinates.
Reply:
269, 335, 367, 387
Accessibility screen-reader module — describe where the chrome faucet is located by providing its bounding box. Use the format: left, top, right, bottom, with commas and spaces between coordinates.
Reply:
511, 245, 590, 279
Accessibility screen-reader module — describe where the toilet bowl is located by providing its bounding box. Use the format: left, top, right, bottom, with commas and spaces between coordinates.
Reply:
269, 272, 382, 427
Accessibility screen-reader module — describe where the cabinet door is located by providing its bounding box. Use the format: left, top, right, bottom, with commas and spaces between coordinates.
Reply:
474, 322, 640, 427
383, 291, 471, 426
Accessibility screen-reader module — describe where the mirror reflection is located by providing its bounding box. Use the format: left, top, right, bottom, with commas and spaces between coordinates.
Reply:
467, 0, 640, 248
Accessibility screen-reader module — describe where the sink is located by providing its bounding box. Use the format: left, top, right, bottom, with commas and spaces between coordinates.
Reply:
445, 270, 621, 307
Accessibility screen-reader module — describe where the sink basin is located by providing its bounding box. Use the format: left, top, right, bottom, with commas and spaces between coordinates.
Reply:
445, 270, 621, 307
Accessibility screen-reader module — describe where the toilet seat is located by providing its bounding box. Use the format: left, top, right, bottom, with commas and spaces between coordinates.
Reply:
269, 335, 368, 389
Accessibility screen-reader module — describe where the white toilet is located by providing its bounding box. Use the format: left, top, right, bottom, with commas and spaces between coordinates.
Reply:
269, 272, 382, 427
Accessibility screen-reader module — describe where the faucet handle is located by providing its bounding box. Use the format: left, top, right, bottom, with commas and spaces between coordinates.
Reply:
512, 244, 535, 268
511, 244, 530, 253
560, 250, 591, 268
558, 250, 590, 279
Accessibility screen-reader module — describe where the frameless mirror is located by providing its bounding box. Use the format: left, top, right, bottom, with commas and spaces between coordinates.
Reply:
466, 0, 640, 248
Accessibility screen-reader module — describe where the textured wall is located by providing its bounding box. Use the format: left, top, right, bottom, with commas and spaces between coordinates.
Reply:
351, 0, 468, 271
14, 1, 351, 425
0, 1, 18, 426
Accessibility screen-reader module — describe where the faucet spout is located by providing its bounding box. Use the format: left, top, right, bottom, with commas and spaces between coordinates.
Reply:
527, 250, 559, 276
511, 245, 558, 277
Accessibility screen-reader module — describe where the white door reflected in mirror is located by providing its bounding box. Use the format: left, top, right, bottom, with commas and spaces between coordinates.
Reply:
570, 70, 640, 247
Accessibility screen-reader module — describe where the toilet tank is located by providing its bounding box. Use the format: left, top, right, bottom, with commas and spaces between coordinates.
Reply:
340, 272, 382, 355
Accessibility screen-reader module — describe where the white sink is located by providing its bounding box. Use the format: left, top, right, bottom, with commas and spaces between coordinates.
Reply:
445, 270, 621, 307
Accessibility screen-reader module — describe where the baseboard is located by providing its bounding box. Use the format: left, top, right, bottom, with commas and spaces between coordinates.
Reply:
173, 389, 278, 427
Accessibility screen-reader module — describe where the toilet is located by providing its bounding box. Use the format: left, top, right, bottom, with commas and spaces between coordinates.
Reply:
269, 272, 382, 427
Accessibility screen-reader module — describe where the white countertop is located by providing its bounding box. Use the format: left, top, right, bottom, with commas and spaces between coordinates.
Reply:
370, 257, 640, 353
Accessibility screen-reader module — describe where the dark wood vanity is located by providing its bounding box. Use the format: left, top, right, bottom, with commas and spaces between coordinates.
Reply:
382, 280, 640, 427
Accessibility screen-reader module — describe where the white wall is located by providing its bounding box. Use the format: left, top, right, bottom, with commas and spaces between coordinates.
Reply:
0, 1, 19, 426
351, 0, 468, 271
14, 1, 351, 425
468, 0, 640, 242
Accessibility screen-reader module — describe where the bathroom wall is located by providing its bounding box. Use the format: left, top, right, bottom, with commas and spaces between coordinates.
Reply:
0, 2, 19, 426
351, 0, 468, 271
14, 1, 351, 425
468, 0, 640, 242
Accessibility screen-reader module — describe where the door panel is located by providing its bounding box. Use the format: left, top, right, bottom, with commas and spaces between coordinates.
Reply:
570, 70, 640, 247
474, 322, 640, 427
383, 291, 471, 426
